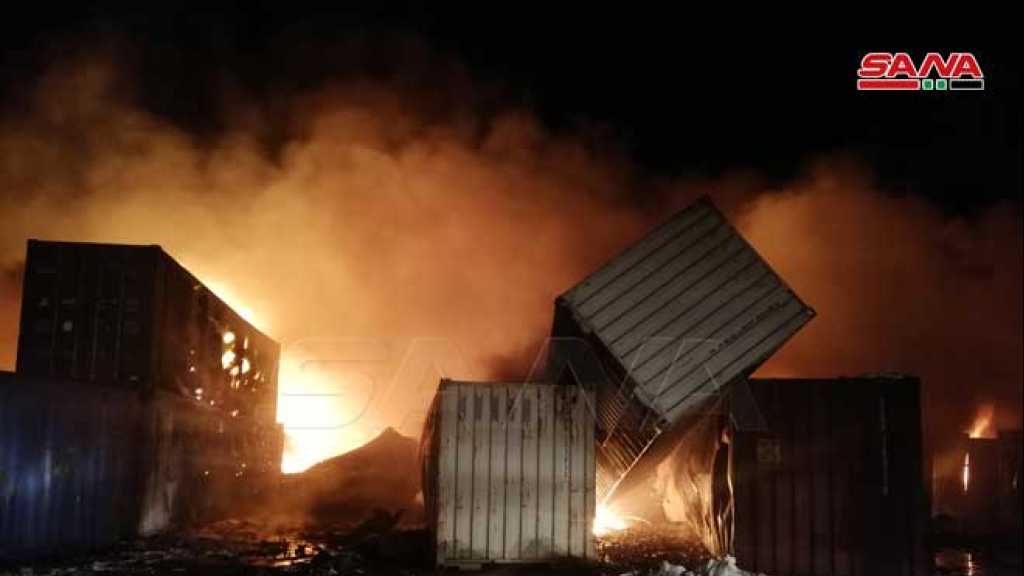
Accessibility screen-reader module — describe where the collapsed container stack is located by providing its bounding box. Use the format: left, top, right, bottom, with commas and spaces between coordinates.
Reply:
1, 240, 282, 558
421, 197, 822, 567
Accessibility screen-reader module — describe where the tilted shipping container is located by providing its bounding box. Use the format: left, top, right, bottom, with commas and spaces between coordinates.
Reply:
550, 197, 814, 500
421, 380, 596, 568
16, 240, 279, 425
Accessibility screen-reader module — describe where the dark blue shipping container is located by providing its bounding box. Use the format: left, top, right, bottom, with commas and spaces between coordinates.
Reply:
0, 372, 283, 559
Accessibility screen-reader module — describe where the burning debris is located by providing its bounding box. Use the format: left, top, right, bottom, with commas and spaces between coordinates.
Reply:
278, 427, 422, 525
967, 403, 997, 440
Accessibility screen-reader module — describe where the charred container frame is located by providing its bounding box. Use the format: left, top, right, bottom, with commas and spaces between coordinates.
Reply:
16, 239, 279, 425
421, 380, 597, 568
3, 240, 283, 558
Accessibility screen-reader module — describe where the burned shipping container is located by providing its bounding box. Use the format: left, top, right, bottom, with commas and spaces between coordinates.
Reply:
421, 380, 597, 568
0, 373, 283, 559
729, 377, 928, 576
3, 240, 283, 558
16, 240, 279, 424
950, 430, 1023, 539
636, 376, 927, 575
550, 197, 814, 500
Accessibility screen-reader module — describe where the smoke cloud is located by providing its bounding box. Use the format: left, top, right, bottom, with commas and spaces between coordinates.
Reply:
0, 52, 1019, 472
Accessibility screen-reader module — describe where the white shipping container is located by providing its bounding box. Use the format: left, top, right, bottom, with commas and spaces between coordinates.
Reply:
421, 380, 597, 568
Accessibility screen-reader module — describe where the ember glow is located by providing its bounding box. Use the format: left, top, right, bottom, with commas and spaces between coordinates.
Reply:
968, 403, 996, 439
198, 281, 375, 473
594, 504, 630, 536
276, 353, 380, 473
203, 280, 264, 330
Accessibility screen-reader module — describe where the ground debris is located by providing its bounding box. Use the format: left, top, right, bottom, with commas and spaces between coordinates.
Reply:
597, 522, 709, 570
618, 556, 767, 576
3, 514, 760, 576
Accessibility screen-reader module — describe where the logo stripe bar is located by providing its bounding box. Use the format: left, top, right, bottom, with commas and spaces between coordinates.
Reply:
857, 79, 921, 91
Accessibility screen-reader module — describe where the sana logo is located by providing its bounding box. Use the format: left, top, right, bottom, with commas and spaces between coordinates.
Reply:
857, 52, 984, 91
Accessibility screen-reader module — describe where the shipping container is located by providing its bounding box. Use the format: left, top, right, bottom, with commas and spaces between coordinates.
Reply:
0, 372, 283, 559
550, 197, 814, 499
729, 377, 928, 576
420, 380, 597, 568
633, 376, 928, 574
946, 430, 1023, 539
0, 373, 143, 557
16, 240, 279, 425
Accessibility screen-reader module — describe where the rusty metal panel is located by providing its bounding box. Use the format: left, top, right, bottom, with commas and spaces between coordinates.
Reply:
732, 377, 928, 576
15, 240, 280, 427
422, 380, 596, 567
551, 197, 814, 500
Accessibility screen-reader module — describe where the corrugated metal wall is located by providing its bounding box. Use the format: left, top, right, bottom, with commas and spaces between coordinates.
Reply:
0, 375, 146, 558
15, 240, 280, 426
732, 377, 928, 576
422, 380, 596, 567
4, 240, 283, 559
0, 373, 283, 560
556, 197, 815, 425
16, 241, 158, 384
955, 433, 1022, 538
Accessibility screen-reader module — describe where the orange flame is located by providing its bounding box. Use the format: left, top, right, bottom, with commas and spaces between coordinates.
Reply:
968, 404, 996, 439
594, 504, 630, 536
200, 279, 376, 473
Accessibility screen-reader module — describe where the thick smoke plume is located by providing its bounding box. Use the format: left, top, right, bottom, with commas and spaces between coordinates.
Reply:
1, 55, 1020, 473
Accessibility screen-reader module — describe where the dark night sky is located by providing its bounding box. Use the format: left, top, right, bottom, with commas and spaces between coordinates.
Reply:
1, 6, 1020, 215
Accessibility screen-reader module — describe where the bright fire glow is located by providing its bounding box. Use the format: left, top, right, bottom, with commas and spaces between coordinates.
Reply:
594, 504, 630, 536
962, 452, 970, 493
198, 279, 381, 474
276, 353, 380, 473
968, 403, 996, 439
203, 280, 265, 330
